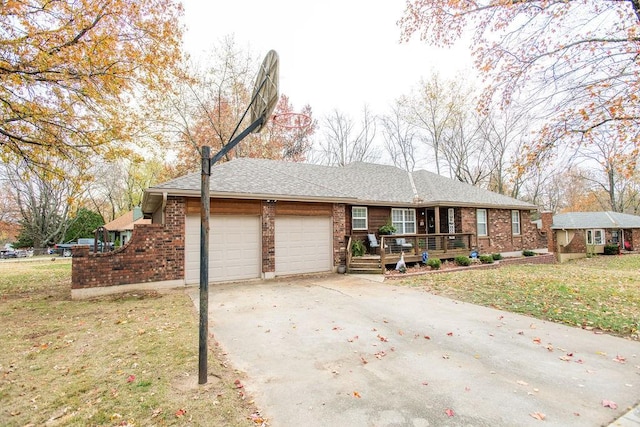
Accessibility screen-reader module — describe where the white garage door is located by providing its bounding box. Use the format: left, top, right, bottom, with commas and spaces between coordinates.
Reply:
275, 216, 332, 275
185, 215, 261, 284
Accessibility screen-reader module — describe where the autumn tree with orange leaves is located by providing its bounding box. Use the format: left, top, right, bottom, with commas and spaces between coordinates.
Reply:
163, 39, 316, 176
399, 0, 640, 171
0, 0, 184, 173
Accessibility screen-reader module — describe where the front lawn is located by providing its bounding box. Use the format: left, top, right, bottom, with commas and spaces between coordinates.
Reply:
0, 259, 260, 426
399, 255, 640, 339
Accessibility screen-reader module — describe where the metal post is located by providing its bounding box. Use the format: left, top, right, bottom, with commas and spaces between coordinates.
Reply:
199, 146, 211, 385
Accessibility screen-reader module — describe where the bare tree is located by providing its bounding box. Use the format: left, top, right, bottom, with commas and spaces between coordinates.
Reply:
2, 160, 81, 248
408, 73, 466, 174
381, 99, 418, 172
571, 129, 638, 212
317, 107, 380, 166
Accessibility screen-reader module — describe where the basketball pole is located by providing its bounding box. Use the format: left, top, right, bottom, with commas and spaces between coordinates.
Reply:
198, 49, 277, 386
199, 145, 210, 385
198, 116, 264, 385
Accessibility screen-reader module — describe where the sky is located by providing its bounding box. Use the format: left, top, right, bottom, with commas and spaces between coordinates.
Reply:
180, 0, 475, 121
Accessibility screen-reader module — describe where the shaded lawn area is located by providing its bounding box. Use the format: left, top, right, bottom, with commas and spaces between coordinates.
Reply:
0, 259, 260, 427
399, 254, 640, 340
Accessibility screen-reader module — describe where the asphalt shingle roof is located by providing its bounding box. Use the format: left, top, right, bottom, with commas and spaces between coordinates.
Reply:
147, 158, 536, 209
551, 211, 640, 229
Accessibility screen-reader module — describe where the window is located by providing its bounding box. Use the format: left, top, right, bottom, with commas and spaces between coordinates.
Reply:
511, 210, 521, 235
611, 230, 619, 244
586, 229, 604, 245
477, 209, 488, 236
391, 208, 416, 234
352, 207, 368, 231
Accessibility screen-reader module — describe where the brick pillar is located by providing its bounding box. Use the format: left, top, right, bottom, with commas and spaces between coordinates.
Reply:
540, 211, 554, 253
262, 201, 276, 277
333, 203, 346, 268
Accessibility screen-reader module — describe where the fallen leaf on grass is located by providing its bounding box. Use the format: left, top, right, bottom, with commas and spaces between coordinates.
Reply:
445, 408, 455, 417
602, 400, 618, 409
126, 375, 135, 383
175, 408, 186, 417
234, 379, 244, 389
151, 408, 162, 418
530, 412, 546, 420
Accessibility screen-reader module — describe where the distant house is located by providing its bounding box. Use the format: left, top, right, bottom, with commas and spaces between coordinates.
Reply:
549, 211, 640, 262
103, 207, 151, 247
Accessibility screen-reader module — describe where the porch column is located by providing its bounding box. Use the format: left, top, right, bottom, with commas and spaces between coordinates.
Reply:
262, 200, 276, 278
434, 208, 441, 234
333, 203, 346, 268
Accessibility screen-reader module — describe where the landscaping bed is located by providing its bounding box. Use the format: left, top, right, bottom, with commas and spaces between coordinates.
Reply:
385, 253, 556, 279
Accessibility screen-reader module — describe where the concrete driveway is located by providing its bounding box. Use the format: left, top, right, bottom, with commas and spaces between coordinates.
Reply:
188, 274, 639, 427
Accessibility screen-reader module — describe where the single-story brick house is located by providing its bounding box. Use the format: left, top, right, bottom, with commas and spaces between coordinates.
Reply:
549, 211, 640, 262
71, 159, 545, 297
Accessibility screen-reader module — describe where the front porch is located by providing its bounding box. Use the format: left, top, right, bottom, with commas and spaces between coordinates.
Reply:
347, 233, 474, 273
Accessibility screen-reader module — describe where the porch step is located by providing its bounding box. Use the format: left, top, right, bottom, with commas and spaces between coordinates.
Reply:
348, 267, 383, 274
348, 257, 383, 274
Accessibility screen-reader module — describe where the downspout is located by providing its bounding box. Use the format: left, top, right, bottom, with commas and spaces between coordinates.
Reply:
161, 192, 168, 225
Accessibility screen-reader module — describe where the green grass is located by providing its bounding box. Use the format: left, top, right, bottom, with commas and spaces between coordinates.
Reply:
399, 255, 640, 339
0, 258, 259, 426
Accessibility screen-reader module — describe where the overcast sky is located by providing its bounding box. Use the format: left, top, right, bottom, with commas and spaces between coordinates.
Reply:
180, 0, 474, 120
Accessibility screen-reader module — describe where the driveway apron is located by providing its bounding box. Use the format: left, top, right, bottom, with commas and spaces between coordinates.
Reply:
187, 274, 640, 427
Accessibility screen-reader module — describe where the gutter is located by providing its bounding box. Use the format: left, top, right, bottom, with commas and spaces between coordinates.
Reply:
161, 192, 167, 225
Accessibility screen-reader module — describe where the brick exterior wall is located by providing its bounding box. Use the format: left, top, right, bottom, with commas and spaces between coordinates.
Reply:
333, 203, 346, 267
459, 207, 546, 253
72, 197, 185, 289
261, 200, 276, 273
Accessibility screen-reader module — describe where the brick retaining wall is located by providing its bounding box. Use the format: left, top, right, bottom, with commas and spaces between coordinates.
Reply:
71, 197, 185, 295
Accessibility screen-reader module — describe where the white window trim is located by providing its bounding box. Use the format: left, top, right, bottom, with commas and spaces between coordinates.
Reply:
512, 210, 521, 235
477, 209, 488, 237
586, 229, 605, 245
391, 208, 417, 234
352, 206, 368, 231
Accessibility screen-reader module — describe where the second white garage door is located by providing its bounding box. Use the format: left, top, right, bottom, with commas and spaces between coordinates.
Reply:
275, 216, 332, 275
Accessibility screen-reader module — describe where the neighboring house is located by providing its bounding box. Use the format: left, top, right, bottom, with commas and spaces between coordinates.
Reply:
71, 159, 545, 296
103, 207, 151, 246
549, 211, 640, 262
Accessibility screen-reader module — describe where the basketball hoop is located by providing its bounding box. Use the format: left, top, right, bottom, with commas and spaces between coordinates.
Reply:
271, 112, 312, 129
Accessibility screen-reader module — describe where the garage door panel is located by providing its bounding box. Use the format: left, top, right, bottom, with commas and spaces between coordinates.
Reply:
275, 216, 332, 275
185, 215, 260, 284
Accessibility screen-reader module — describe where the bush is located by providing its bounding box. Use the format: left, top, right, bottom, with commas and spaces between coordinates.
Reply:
426, 258, 442, 270
522, 250, 536, 257
454, 255, 471, 266
492, 253, 502, 260
604, 244, 620, 255
351, 239, 366, 257
479, 255, 494, 264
